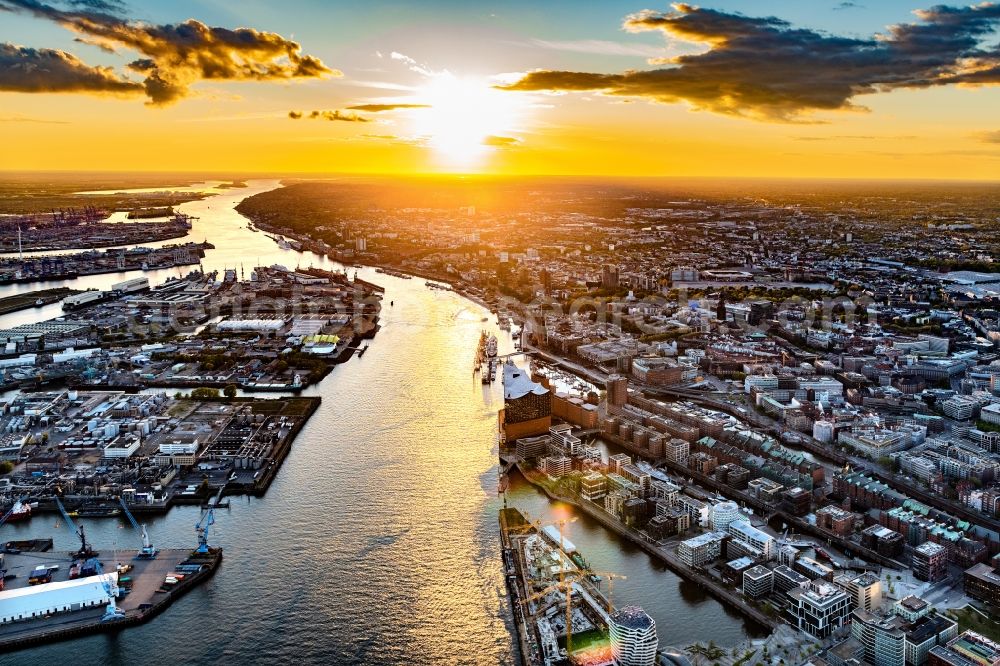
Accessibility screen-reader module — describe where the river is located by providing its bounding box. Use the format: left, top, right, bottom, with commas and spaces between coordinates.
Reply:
0, 181, 763, 665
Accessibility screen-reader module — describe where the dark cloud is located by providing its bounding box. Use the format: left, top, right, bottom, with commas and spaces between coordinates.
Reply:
345, 103, 429, 112
0, 0, 336, 105
482, 135, 520, 147
833, 2, 864, 10
62, 0, 125, 12
499, 3, 1000, 122
973, 130, 1000, 144
288, 109, 370, 122
0, 114, 70, 123
74, 36, 116, 53
0, 41, 142, 95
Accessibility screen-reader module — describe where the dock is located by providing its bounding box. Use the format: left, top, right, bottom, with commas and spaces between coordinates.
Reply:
0, 546, 222, 653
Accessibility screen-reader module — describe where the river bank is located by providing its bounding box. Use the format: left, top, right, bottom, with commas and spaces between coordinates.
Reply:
511, 461, 777, 633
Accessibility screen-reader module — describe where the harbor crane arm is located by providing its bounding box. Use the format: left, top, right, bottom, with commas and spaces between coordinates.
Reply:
194, 507, 215, 554
119, 497, 156, 558
54, 495, 94, 559
93, 560, 125, 622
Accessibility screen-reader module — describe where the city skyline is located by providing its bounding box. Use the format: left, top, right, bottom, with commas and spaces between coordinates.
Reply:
0, 0, 998, 178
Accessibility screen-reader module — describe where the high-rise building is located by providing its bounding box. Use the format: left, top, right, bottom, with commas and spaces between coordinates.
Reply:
500, 361, 551, 440
606, 374, 628, 410
847, 572, 883, 612
609, 606, 658, 666
602, 264, 620, 290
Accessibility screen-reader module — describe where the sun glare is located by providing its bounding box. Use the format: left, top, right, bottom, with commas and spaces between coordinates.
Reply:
410, 74, 525, 168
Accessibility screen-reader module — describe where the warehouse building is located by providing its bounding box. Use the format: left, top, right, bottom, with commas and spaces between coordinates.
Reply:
0, 573, 117, 624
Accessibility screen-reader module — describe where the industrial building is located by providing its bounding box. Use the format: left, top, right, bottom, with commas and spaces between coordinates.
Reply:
0, 573, 117, 624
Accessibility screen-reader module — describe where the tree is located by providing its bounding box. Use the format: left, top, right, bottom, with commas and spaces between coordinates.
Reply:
223, 384, 238, 398
191, 387, 220, 399
0, 461, 13, 475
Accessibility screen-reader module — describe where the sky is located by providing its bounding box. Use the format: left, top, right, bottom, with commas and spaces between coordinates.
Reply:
0, 0, 998, 179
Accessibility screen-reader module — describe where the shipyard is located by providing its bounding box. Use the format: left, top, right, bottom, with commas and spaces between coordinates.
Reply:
0, 242, 213, 286
0, 263, 382, 393
0, 210, 198, 253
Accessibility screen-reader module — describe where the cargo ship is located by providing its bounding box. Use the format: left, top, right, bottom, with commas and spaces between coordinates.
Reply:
75, 504, 121, 518
3, 500, 32, 523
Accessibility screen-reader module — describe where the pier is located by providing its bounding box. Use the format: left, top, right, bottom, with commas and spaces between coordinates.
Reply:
0, 546, 222, 653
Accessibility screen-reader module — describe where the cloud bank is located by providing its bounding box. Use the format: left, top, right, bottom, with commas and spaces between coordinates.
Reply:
499, 2, 1000, 121
289, 109, 370, 122
0, 0, 335, 104
0, 41, 142, 95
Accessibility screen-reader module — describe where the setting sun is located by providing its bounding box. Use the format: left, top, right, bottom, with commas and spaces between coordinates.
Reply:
409, 74, 528, 167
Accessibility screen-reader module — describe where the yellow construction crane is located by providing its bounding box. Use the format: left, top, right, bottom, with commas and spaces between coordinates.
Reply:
521, 572, 582, 657
586, 570, 627, 614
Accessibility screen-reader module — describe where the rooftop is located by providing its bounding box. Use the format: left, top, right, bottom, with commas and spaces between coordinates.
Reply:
610, 605, 655, 631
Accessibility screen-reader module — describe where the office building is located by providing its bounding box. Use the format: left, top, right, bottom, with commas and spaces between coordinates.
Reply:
743, 565, 774, 600
710, 501, 743, 533
609, 606, 658, 666
929, 631, 1000, 666
964, 563, 1000, 606
847, 572, 883, 612
727, 520, 776, 561
774, 565, 811, 593
580, 472, 608, 501
904, 614, 959, 666
789, 583, 851, 638
678, 532, 725, 567
851, 610, 906, 666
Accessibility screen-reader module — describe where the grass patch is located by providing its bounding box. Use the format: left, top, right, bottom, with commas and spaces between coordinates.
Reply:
560, 628, 607, 652
946, 606, 1000, 643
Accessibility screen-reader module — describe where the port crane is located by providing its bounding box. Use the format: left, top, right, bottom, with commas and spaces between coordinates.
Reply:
53, 495, 96, 560
118, 497, 157, 559
93, 560, 125, 622
194, 507, 215, 554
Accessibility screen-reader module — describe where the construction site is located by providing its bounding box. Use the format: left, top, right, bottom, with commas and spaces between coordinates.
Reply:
500, 507, 623, 666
